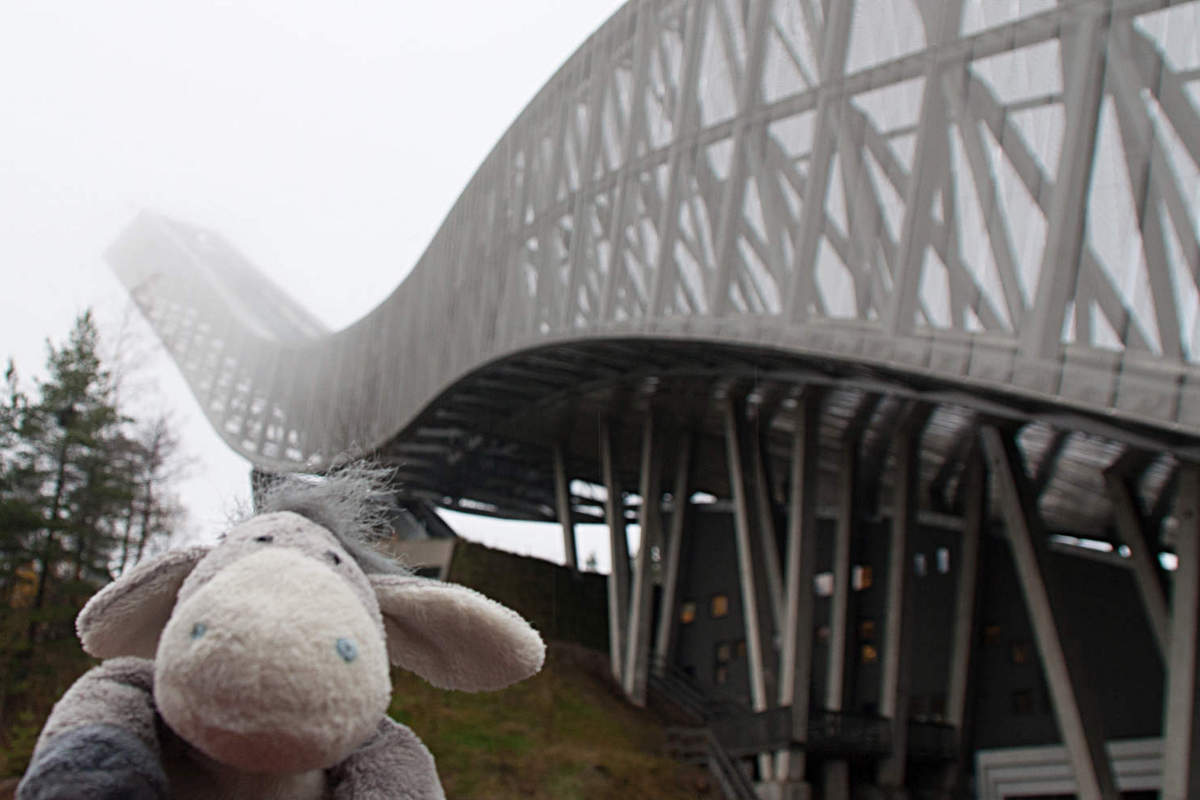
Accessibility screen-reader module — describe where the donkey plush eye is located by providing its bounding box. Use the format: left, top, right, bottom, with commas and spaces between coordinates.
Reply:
325, 551, 342, 565
254, 535, 274, 543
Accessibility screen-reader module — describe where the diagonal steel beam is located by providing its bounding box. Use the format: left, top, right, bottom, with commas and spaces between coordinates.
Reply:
707, 0, 775, 316
981, 424, 1120, 800
783, 0, 855, 322
1105, 467, 1169, 658
1021, 6, 1110, 358
1163, 464, 1200, 800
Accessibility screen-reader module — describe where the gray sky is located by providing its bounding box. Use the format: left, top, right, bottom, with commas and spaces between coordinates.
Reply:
0, 0, 628, 568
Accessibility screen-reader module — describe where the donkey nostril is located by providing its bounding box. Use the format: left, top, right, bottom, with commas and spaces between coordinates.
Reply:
335, 638, 358, 663
190, 622, 207, 640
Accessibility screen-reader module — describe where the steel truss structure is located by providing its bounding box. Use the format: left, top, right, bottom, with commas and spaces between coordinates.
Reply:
110, 1, 1200, 797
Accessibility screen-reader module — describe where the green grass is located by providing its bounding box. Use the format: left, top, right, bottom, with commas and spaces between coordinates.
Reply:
388, 643, 717, 800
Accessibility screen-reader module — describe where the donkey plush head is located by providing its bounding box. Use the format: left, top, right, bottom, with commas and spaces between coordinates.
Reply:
73, 467, 545, 776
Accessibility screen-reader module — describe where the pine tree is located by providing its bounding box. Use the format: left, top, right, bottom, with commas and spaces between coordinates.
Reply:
0, 311, 187, 767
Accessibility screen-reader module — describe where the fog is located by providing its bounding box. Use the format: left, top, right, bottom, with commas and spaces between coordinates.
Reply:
0, 0, 629, 568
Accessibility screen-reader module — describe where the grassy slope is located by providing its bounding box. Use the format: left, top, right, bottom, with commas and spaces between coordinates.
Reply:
389, 643, 715, 800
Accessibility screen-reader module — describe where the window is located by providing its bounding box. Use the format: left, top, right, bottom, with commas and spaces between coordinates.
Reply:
861, 644, 878, 663
984, 624, 1002, 644
816, 625, 831, 642
715, 665, 729, 685
1011, 689, 1035, 715
710, 594, 729, 619
715, 642, 732, 663
1011, 641, 1031, 665
859, 619, 876, 641
936, 547, 951, 574
914, 553, 927, 577
852, 565, 872, 590
814, 572, 834, 597
736, 640, 746, 659
679, 601, 696, 625
929, 693, 947, 720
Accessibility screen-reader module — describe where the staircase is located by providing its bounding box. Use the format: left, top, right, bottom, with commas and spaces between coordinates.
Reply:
665, 726, 760, 800
649, 659, 953, 799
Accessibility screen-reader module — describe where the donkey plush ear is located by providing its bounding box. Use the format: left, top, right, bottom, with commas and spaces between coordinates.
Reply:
77, 546, 209, 659
370, 575, 545, 692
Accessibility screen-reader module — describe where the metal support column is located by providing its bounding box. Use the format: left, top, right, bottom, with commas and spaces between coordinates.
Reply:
981, 425, 1120, 800
723, 396, 771, 711
753, 425, 786, 631
625, 415, 664, 705
941, 448, 984, 795
877, 405, 928, 792
1021, 7, 1109, 358
1163, 464, 1200, 800
775, 391, 821, 797
654, 432, 694, 675
822, 434, 859, 800
1105, 468, 1169, 658
554, 443, 579, 572
600, 417, 631, 682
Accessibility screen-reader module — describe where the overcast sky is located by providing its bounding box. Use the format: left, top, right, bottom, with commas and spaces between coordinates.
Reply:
0, 0, 630, 569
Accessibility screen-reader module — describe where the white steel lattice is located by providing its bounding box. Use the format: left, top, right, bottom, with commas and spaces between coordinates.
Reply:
111, 0, 1200, 472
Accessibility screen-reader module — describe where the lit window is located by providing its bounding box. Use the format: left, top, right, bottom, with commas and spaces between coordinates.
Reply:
852, 565, 872, 590
936, 547, 950, 574
859, 619, 876, 641
814, 572, 834, 597
1011, 689, 1035, 715
736, 640, 746, 659
710, 594, 729, 619
914, 553, 927, 577
679, 601, 696, 625
716, 642, 732, 663
861, 644, 878, 663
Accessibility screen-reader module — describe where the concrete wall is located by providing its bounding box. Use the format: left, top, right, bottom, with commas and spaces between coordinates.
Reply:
445, 539, 610, 653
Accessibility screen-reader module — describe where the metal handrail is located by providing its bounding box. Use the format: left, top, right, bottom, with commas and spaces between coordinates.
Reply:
666, 727, 758, 800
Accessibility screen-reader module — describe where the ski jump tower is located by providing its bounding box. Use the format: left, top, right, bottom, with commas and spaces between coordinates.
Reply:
111, 1, 1200, 797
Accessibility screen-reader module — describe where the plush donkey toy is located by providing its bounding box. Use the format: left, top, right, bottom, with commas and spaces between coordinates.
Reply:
18, 467, 545, 800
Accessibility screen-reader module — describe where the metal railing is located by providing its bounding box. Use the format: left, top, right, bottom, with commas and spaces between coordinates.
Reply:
650, 658, 956, 763
665, 727, 759, 800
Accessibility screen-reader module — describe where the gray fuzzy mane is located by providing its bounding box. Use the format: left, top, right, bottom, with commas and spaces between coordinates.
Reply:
254, 463, 409, 575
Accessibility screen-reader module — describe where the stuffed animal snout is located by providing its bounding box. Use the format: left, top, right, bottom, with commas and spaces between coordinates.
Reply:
153, 548, 391, 774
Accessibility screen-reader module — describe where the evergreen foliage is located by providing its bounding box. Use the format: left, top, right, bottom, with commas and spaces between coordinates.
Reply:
0, 311, 186, 776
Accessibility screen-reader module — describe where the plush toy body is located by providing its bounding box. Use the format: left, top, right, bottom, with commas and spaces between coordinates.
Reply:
18, 472, 545, 800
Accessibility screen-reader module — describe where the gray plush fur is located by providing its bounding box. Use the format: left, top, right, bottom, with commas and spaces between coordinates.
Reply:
251, 463, 408, 576
19, 465, 544, 800
19, 722, 168, 800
